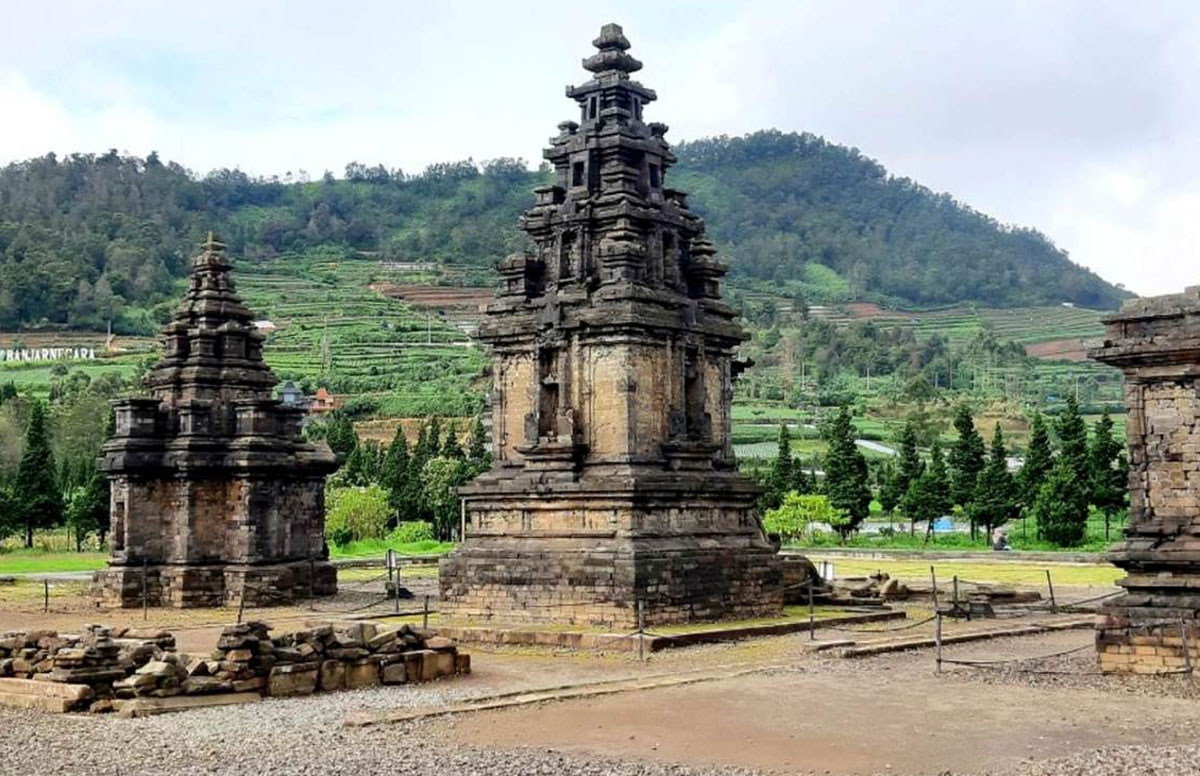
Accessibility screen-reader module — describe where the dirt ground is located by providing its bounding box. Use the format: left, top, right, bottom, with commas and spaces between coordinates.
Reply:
448, 629, 1200, 775
8, 573, 1195, 775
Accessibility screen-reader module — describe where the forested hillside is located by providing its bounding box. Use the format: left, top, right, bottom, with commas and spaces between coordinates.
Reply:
0, 132, 1127, 332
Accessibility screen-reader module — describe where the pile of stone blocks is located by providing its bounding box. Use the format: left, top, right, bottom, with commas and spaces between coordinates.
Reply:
113, 653, 242, 699
261, 621, 468, 697
0, 625, 175, 712
206, 621, 275, 693
0, 620, 471, 714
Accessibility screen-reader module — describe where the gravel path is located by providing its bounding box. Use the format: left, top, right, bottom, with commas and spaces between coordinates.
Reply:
0, 684, 765, 776
3, 621, 1199, 776
1003, 744, 1200, 776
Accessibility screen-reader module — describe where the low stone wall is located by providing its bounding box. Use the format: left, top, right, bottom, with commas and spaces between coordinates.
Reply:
0, 620, 469, 713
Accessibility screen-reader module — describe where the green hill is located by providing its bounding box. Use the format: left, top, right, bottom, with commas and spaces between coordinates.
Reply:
0, 132, 1129, 332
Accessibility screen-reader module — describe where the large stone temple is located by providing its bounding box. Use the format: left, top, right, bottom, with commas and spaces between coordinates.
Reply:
440, 24, 784, 628
1091, 287, 1200, 672
94, 235, 338, 608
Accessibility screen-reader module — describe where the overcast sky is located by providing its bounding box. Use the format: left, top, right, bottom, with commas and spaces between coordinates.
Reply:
2, 0, 1197, 296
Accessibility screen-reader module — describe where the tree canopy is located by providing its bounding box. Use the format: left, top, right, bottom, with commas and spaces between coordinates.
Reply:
0, 133, 1128, 330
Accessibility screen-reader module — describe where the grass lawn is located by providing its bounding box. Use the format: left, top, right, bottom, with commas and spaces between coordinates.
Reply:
330, 539, 456, 559
808, 556, 1123, 587
0, 538, 455, 575
0, 550, 107, 575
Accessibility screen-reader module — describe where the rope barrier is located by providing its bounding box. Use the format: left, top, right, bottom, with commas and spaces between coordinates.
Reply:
939, 642, 1095, 667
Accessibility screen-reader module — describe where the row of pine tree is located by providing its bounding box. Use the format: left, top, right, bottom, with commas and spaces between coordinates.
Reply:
757, 397, 1127, 547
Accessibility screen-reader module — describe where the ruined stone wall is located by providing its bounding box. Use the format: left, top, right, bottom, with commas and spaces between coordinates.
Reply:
1133, 381, 1200, 526
1090, 286, 1200, 673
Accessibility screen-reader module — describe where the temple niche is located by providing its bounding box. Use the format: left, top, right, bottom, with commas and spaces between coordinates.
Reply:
94, 235, 338, 608
439, 24, 783, 628
1091, 287, 1200, 672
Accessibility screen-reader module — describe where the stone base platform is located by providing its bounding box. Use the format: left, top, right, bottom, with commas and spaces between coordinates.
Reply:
440, 543, 783, 630
93, 561, 337, 608
445, 472, 784, 629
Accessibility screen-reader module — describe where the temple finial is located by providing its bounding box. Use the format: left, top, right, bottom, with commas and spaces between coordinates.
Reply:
593, 23, 631, 52
584, 22, 641, 74
201, 231, 225, 253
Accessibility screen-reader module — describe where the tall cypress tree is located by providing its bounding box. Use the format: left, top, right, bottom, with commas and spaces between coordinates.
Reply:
441, 421, 465, 459
948, 404, 985, 523
897, 418, 924, 489
1035, 456, 1089, 546
764, 424, 795, 510
15, 400, 63, 548
894, 418, 925, 533
1020, 411, 1053, 516
823, 406, 871, 538
903, 439, 951, 541
381, 427, 412, 522
971, 424, 1018, 538
467, 415, 491, 473
1056, 395, 1090, 484
879, 460, 903, 516
1088, 410, 1128, 539
426, 417, 443, 460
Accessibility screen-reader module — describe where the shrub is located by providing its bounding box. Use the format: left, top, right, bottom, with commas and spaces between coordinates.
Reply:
388, 520, 434, 544
763, 492, 841, 544
325, 485, 391, 545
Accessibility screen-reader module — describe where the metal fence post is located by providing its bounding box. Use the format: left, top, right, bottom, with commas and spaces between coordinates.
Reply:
807, 577, 815, 641
423, 594, 430, 629
43, 579, 49, 613
1046, 569, 1057, 613
1181, 619, 1193, 676
930, 566, 939, 611
637, 599, 646, 662
309, 556, 315, 611
142, 557, 149, 620
935, 611, 943, 674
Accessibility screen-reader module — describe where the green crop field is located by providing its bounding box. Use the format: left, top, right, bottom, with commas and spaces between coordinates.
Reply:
1, 250, 490, 416
235, 250, 487, 418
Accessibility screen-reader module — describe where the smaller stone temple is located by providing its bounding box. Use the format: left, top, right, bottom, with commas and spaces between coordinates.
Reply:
1091, 286, 1200, 672
94, 234, 338, 608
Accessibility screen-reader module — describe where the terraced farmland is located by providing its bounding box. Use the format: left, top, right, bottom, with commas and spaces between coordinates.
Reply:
235, 251, 487, 417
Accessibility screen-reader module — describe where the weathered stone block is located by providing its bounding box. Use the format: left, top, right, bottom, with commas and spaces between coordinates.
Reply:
344, 660, 379, 690
318, 660, 345, 692
266, 664, 317, 697
381, 663, 407, 685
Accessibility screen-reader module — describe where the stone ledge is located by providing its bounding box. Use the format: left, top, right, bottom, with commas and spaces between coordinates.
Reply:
432, 609, 905, 652
113, 691, 262, 718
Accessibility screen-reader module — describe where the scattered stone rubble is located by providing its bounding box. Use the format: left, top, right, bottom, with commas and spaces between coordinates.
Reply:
0, 620, 469, 713
0, 625, 175, 711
